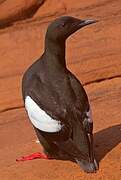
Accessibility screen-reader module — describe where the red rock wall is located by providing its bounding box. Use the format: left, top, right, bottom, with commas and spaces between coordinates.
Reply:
0, 0, 44, 28
0, 1, 121, 179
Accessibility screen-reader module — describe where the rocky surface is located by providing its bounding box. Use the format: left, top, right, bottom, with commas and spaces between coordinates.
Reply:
0, 0, 121, 179
0, 0, 44, 28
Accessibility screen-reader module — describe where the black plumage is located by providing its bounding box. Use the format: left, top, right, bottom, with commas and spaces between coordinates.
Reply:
22, 16, 98, 173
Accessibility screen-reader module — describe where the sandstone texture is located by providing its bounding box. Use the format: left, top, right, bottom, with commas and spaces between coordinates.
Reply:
0, 0, 121, 179
0, 0, 44, 28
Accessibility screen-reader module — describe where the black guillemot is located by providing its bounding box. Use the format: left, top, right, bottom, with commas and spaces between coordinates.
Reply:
22, 16, 98, 173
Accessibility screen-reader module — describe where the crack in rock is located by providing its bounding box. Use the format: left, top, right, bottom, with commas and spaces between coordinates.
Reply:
84, 75, 121, 86
0, 0, 45, 29
0, 106, 24, 114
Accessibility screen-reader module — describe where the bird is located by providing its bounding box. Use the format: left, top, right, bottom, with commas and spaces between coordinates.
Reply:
22, 16, 98, 173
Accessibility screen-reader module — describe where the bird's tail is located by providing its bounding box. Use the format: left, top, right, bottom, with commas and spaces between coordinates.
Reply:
55, 115, 98, 173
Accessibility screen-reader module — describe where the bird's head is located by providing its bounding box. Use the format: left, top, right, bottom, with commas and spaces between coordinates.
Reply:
46, 16, 97, 42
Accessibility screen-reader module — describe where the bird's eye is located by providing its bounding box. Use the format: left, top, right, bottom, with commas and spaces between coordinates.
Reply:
61, 22, 65, 27
56, 22, 66, 28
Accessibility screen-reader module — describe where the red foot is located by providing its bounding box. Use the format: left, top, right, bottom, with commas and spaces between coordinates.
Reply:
16, 152, 51, 162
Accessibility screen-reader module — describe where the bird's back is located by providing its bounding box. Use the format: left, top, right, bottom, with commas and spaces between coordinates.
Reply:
22, 58, 89, 125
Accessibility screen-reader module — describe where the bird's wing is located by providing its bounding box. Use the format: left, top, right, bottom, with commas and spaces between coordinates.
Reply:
68, 72, 89, 111
24, 75, 72, 139
67, 72, 94, 162
68, 72, 93, 131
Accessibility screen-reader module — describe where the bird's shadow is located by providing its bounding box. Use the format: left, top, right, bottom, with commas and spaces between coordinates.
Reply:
94, 124, 121, 162
57, 124, 121, 163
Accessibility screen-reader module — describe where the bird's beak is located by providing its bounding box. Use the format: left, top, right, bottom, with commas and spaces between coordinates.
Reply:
66, 18, 98, 39
78, 19, 98, 27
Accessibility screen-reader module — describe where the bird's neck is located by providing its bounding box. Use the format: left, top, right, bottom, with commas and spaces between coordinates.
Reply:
44, 38, 66, 71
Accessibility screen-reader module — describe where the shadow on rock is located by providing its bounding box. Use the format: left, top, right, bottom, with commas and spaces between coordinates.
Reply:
94, 124, 121, 162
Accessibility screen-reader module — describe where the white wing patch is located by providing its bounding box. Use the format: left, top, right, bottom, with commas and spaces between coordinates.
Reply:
86, 109, 93, 123
25, 96, 62, 132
